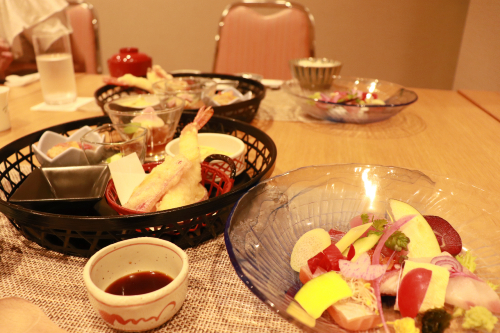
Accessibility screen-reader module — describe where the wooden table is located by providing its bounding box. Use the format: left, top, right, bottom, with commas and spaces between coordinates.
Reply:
458, 89, 500, 123
2, 75, 500, 332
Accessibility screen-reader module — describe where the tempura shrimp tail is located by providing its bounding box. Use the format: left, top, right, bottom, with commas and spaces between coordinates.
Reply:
179, 106, 214, 162
191, 106, 214, 131
124, 155, 192, 212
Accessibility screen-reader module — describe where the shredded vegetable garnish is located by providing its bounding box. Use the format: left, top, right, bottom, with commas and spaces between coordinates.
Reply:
390, 317, 420, 333
456, 250, 477, 273
462, 306, 498, 332
487, 281, 499, 291
341, 277, 378, 314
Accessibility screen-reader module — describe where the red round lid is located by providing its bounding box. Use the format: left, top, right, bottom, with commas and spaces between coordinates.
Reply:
107, 47, 152, 77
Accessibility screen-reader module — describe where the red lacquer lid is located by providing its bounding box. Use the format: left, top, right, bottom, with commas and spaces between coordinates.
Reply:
107, 47, 152, 78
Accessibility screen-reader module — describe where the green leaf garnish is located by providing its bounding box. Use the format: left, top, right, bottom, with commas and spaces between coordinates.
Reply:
372, 219, 388, 231
123, 122, 142, 134
385, 230, 410, 252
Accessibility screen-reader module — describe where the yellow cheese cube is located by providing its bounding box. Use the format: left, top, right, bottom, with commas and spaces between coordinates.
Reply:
401, 261, 450, 312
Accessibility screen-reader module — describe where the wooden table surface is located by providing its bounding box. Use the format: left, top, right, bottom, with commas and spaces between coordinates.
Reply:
3, 74, 500, 195
458, 89, 500, 123
2, 75, 500, 332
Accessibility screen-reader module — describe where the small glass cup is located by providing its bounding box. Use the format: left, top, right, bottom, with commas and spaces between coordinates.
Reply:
152, 77, 216, 109
33, 29, 77, 105
80, 124, 148, 165
104, 96, 185, 162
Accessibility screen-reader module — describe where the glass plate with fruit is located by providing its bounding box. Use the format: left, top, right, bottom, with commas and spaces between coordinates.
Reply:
225, 164, 500, 333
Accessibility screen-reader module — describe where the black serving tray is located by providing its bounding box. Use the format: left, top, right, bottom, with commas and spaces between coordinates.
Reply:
0, 112, 276, 257
94, 73, 266, 123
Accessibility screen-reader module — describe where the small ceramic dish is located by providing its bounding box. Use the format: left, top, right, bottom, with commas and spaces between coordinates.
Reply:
83, 237, 189, 332
32, 126, 103, 167
165, 133, 246, 177
9, 165, 110, 212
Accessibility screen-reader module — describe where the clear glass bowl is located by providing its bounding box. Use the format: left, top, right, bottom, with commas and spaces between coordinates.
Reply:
283, 76, 418, 124
104, 96, 185, 162
225, 164, 500, 332
152, 76, 217, 110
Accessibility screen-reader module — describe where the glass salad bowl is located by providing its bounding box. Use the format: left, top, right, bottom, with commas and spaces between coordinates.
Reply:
283, 76, 418, 124
224, 164, 500, 332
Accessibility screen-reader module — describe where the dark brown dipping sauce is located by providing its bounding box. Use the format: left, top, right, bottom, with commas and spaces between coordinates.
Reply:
105, 271, 174, 296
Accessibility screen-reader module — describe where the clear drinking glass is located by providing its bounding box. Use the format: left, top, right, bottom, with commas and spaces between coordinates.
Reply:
33, 30, 77, 105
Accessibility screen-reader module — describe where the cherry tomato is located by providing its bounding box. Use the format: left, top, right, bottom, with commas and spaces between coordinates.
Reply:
398, 268, 432, 318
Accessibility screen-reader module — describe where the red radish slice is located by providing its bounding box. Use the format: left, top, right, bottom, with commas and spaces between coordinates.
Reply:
339, 253, 387, 280
397, 268, 433, 318
423, 215, 462, 255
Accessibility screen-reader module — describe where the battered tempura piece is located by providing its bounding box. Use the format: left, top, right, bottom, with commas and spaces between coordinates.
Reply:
156, 106, 214, 211
124, 154, 191, 212
102, 65, 173, 93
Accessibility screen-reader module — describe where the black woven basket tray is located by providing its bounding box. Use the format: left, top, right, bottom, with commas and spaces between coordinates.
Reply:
0, 112, 276, 257
94, 73, 266, 123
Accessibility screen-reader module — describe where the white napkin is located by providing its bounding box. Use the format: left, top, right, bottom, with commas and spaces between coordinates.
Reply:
5, 73, 40, 87
31, 97, 94, 112
261, 79, 283, 89
0, 0, 70, 57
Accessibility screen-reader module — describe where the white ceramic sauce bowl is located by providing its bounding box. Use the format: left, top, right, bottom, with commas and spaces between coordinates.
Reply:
83, 237, 189, 332
165, 133, 246, 177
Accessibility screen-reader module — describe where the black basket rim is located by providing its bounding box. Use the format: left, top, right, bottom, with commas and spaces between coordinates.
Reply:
94, 72, 266, 112
0, 112, 276, 230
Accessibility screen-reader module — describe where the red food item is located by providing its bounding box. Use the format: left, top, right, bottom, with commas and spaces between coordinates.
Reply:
307, 243, 345, 273
347, 245, 356, 261
328, 228, 346, 242
398, 268, 432, 318
423, 215, 462, 256
299, 264, 327, 285
307, 251, 324, 274
366, 248, 404, 271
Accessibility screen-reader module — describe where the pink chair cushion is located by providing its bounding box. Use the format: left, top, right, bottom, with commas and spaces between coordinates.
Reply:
214, 6, 311, 80
67, 5, 97, 74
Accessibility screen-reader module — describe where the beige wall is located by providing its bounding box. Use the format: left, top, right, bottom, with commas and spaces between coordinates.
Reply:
453, 0, 500, 91
90, 0, 470, 89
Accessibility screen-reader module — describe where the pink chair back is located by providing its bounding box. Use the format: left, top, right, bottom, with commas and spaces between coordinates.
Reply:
66, 1, 101, 73
213, 2, 315, 80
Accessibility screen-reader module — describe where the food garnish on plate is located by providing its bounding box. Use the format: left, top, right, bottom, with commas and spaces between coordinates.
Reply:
119, 106, 216, 212
102, 64, 173, 93
310, 89, 385, 106
46, 141, 81, 158
287, 199, 500, 332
